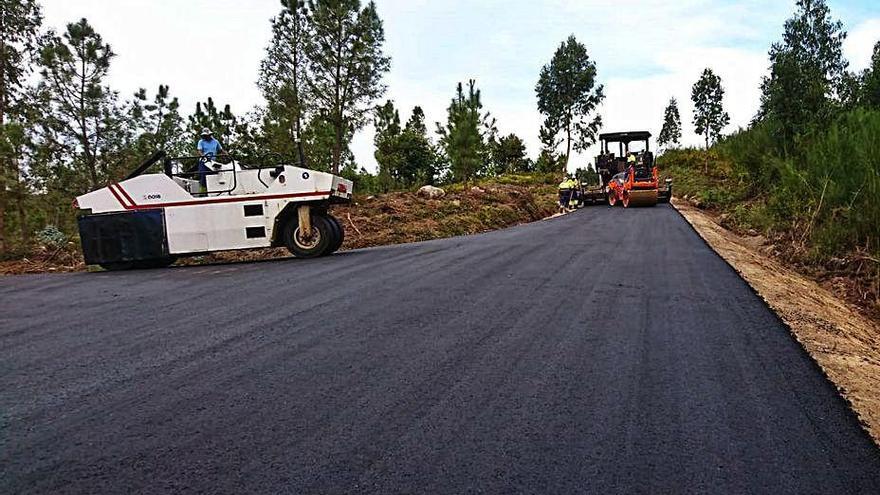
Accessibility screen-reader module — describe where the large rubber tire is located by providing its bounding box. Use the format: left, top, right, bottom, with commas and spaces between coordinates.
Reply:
282, 214, 333, 258
325, 214, 345, 254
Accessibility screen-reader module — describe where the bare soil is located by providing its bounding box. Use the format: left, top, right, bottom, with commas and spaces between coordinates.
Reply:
674, 198, 880, 444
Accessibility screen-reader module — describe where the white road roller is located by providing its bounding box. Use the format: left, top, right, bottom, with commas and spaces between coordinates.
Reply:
73, 151, 353, 270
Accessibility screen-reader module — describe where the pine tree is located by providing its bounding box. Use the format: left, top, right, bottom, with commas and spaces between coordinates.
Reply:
130, 85, 186, 156
188, 98, 234, 149
306, 0, 390, 174
535, 124, 562, 174
838, 71, 864, 111
373, 99, 401, 189
301, 113, 341, 172
372, 102, 438, 188
692, 68, 730, 149
0, 0, 42, 251
491, 133, 529, 174
658, 98, 682, 149
37, 18, 122, 190
400, 106, 438, 185
186, 97, 267, 164
436, 80, 493, 182
535, 35, 604, 172
405, 106, 428, 136
259, 0, 311, 166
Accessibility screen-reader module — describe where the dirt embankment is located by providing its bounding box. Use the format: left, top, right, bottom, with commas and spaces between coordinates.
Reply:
675, 198, 880, 444
0, 176, 558, 275
337, 181, 557, 249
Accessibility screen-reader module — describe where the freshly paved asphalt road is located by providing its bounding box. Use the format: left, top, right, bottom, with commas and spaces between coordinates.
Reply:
2, 205, 880, 494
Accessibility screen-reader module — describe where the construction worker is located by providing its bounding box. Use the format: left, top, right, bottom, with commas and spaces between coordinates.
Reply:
626, 153, 637, 180
196, 128, 224, 193
558, 175, 577, 211
569, 175, 581, 209
558, 176, 571, 211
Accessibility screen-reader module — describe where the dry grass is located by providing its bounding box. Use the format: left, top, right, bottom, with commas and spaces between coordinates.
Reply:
337, 181, 557, 250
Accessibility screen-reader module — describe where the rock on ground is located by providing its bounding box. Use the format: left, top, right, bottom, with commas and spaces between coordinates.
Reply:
417, 185, 446, 199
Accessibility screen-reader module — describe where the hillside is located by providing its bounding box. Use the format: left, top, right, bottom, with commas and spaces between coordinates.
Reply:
660, 141, 880, 320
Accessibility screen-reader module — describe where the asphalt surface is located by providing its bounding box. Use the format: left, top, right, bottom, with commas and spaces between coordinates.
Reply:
2, 204, 880, 494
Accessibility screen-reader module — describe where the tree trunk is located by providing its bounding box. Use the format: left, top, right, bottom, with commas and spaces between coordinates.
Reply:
77, 57, 99, 188
0, 27, 7, 253
704, 133, 709, 174
332, 118, 342, 175
16, 177, 27, 247
292, 12, 306, 169
0, 23, 7, 127
292, 61, 305, 168
564, 122, 572, 174
0, 169, 6, 255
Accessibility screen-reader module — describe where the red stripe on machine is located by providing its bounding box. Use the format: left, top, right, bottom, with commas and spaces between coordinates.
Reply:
110, 185, 333, 210
114, 183, 136, 206
107, 184, 132, 208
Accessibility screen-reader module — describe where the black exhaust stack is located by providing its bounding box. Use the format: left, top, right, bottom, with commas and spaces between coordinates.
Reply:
124, 150, 168, 181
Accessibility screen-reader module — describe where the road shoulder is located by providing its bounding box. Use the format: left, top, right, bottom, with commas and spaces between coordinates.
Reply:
673, 198, 880, 445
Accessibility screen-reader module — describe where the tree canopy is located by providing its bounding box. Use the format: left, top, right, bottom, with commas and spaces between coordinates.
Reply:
437, 80, 495, 182
658, 98, 682, 149
862, 42, 880, 109
691, 68, 730, 149
306, 0, 390, 173
758, 0, 847, 154
259, 0, 311, 166
535, 35, 604, 172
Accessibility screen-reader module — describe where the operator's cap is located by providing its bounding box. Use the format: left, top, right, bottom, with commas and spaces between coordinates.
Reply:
200, 127, 212, 136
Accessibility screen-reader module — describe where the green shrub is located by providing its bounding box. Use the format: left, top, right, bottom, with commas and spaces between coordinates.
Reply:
717, 123, 780, 187
775, 109, 880, 255
666, 109, 879, 262
35, 225, 67, 248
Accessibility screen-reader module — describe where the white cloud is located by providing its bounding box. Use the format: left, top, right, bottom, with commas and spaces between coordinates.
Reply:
41, 0, 277, 118
591, 47, 768, 160
365, 0, 791, 171
39, 1, 878, 175
845, 19, 880, 71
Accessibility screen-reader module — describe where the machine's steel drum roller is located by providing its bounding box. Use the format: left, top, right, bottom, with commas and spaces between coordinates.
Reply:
627, 189, 658, 207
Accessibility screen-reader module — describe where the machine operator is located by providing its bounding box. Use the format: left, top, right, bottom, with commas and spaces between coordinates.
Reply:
196, 128, 226, 192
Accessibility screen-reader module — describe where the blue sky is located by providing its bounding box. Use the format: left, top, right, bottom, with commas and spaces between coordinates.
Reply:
42, 0, 880, 172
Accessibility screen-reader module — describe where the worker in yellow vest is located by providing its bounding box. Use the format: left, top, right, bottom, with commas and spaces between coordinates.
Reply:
558, 176, 578, 212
